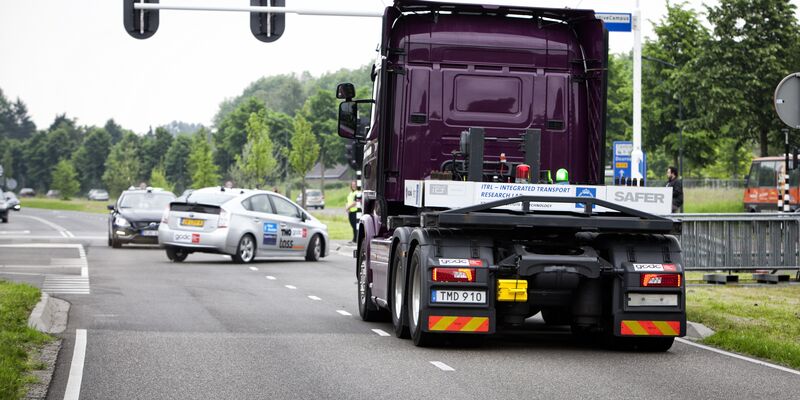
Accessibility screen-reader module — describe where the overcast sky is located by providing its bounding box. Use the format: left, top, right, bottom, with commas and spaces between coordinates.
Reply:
0, 0, 797, 133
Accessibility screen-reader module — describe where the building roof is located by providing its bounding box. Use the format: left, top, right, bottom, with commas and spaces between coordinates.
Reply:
305, 163, 351, 180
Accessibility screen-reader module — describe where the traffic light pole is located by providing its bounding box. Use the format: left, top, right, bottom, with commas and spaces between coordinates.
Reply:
134, 2, 384, 17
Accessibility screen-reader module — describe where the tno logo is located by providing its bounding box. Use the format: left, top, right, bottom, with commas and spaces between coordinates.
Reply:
575, 187, 597, 209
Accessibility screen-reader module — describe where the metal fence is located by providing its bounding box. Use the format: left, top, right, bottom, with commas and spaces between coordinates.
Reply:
674, 213, 800, 271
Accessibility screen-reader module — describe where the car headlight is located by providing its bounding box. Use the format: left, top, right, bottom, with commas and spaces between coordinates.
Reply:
115, 217, 131, 227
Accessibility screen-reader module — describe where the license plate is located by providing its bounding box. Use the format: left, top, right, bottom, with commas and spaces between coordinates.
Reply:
181, 218, 204, 227
431, 290, 486, 304
141, 230, 158, 237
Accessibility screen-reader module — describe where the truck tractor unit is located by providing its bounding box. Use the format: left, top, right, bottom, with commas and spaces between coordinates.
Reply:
336, 0, 685, 350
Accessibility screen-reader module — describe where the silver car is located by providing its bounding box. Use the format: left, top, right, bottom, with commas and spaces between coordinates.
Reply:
296, 189, 325, 209
158, 187, 329, 263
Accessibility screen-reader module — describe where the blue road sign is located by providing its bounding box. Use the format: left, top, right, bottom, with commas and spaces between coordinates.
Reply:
597, 13, 633, 32
613, 141, 647, 184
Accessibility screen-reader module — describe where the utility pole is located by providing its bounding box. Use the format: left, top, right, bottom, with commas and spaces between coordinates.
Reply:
630, 0, 643, 184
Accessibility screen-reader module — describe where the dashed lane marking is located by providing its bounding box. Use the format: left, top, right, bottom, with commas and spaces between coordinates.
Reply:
266, 276, 276, 280
371, 329, 390, 337
308, 295, 321, 301
249, 266, 259, 271
63, 329, 87, 400
285, 285, 297, 290
43, 275, 90, 294
336, 310, 352, 316
0, 243, 89, 294
16, 214, 73, 238
430, 361, 455, 371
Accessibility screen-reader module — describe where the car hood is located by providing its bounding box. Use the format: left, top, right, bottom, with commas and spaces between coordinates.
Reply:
117, 209, 164, 221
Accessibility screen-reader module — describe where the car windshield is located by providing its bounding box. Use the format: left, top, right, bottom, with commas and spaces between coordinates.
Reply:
308, 190, 322, 196
119, 193, 175, 210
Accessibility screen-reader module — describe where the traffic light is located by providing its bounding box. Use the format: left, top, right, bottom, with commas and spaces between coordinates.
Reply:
345, 140, 363, 171
250, 0, 286, 43
123, 0, 160, 39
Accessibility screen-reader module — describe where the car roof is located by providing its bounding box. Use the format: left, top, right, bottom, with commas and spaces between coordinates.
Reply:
121, 189, 176, 196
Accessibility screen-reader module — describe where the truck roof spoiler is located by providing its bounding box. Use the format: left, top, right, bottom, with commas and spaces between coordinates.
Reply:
421, 195, 680, 234
394, 0, 598, 22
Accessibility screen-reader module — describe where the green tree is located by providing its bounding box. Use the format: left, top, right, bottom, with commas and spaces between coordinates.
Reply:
139, 127, 174, 181
265, 110, 294, 186
213, 98, 267, 174
188, 128, 220, 188
606, 53, 632, 165
51, 159, 80, 200
289, 115, 320, 209
103, 133, 141, 197
149, 166, 171, 191
163, 135, 193, 194
72, 127, 112, 190
300, 90, 341, 195
233, 111, 277, 188
688, 0, 800, 157
104, 119, 125, 144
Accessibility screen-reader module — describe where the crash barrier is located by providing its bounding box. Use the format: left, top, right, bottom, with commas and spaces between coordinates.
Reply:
674, 213, 800, 278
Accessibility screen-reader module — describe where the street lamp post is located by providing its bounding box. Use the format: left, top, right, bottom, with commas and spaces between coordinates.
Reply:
642, 55, 683, 177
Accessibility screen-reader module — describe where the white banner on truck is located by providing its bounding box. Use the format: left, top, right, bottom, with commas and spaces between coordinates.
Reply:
404, 180, 672, 215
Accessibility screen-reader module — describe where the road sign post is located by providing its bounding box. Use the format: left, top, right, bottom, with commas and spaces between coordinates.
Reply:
775, 73, 800, 212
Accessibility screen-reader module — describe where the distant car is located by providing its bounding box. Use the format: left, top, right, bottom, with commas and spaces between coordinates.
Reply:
19, 188, 35, 198
108, 188, 176, 248
0, 196, 10, 223
88, 189, 109, 201
158, 187, 329, 263
45, 190, 61, 199
4, 192, 20, 211
295, 189, 325, 209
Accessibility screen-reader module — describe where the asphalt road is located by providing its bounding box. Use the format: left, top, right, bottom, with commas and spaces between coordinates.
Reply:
1, 207, 799, 399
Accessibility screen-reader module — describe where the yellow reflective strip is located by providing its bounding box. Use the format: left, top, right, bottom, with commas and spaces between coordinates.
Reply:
461, 317, 487, 332
653, 320, 678, 336
432, 316, 457, 331
623, 320, 649, 335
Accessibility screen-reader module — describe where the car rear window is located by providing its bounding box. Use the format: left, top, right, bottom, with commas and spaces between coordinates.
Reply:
184, 193, 235, 206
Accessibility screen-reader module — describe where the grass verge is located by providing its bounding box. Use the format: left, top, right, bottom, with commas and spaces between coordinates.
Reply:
684, 188, 743, 213
312, 213, 352, 241
0, 280, 53, 400
686, 285, 800, 370
21, 197, 112, 214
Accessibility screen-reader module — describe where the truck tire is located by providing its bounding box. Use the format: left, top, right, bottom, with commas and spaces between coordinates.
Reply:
166, 246, 188, 262
357, 241, 389, 321
390, 253, 410, 338
407, 247, 439, 347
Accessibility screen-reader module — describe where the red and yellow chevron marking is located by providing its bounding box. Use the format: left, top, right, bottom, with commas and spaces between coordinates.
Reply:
620, 320, 680, 336
428, 316, 489, 332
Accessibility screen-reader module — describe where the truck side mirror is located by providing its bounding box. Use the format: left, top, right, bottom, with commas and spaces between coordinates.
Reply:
336, 83, 356, 101
338, 101, 360, 140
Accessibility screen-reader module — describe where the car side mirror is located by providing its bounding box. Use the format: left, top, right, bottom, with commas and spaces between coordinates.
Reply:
107, 204, 115, 211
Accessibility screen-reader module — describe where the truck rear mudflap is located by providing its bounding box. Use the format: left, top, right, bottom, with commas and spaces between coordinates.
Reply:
612, 261, 686, 337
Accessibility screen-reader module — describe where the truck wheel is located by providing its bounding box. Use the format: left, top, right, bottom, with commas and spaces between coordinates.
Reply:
232, 234, 256, 263
407, 248, 439, 347
305, 234, 322, 261
611, 336, 674, 352
357, 241, 389, 321
390, 254, 409, 338
166, 247, 188, 262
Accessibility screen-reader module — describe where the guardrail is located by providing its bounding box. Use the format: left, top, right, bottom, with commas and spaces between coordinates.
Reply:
673, 213, 800, 272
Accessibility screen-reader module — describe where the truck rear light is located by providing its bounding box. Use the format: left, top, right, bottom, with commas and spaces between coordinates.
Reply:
432, 268, 475, 282
218, 210, 230, 228
640, 273, 681, 287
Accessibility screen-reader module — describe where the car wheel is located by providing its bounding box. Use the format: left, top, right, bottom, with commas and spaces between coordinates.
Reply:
111, 237, 122, 248
357, 240, 389, 322
2, 214, 8, 223
166, 246, 188, 262
391, 253, 410, 338
107, 234, 112, 247
407, 247, 439, 347
305, 234, 322, 262
232, 234, 256, 264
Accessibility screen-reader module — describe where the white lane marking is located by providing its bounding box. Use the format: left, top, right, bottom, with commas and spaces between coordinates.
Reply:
430, 361, 455, 371
285, 285, 297, 290
17, 214, 73, 237
371, 329, 390, 337
336, 310, 352, 316
265, 276, 276, 280
0, 243, 89, 282
0, 235, 105, 240
63, 329, 87, 400
675, 338, 800, 376
43, 275, 90, 294
0, 230, 30, 234
308, 295, 321, 301
249, 266, 258, 271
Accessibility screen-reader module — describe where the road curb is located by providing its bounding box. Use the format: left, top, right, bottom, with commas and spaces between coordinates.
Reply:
28, 292, 70, 334
334, 241, 357, 258
685, 320, 715, 340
